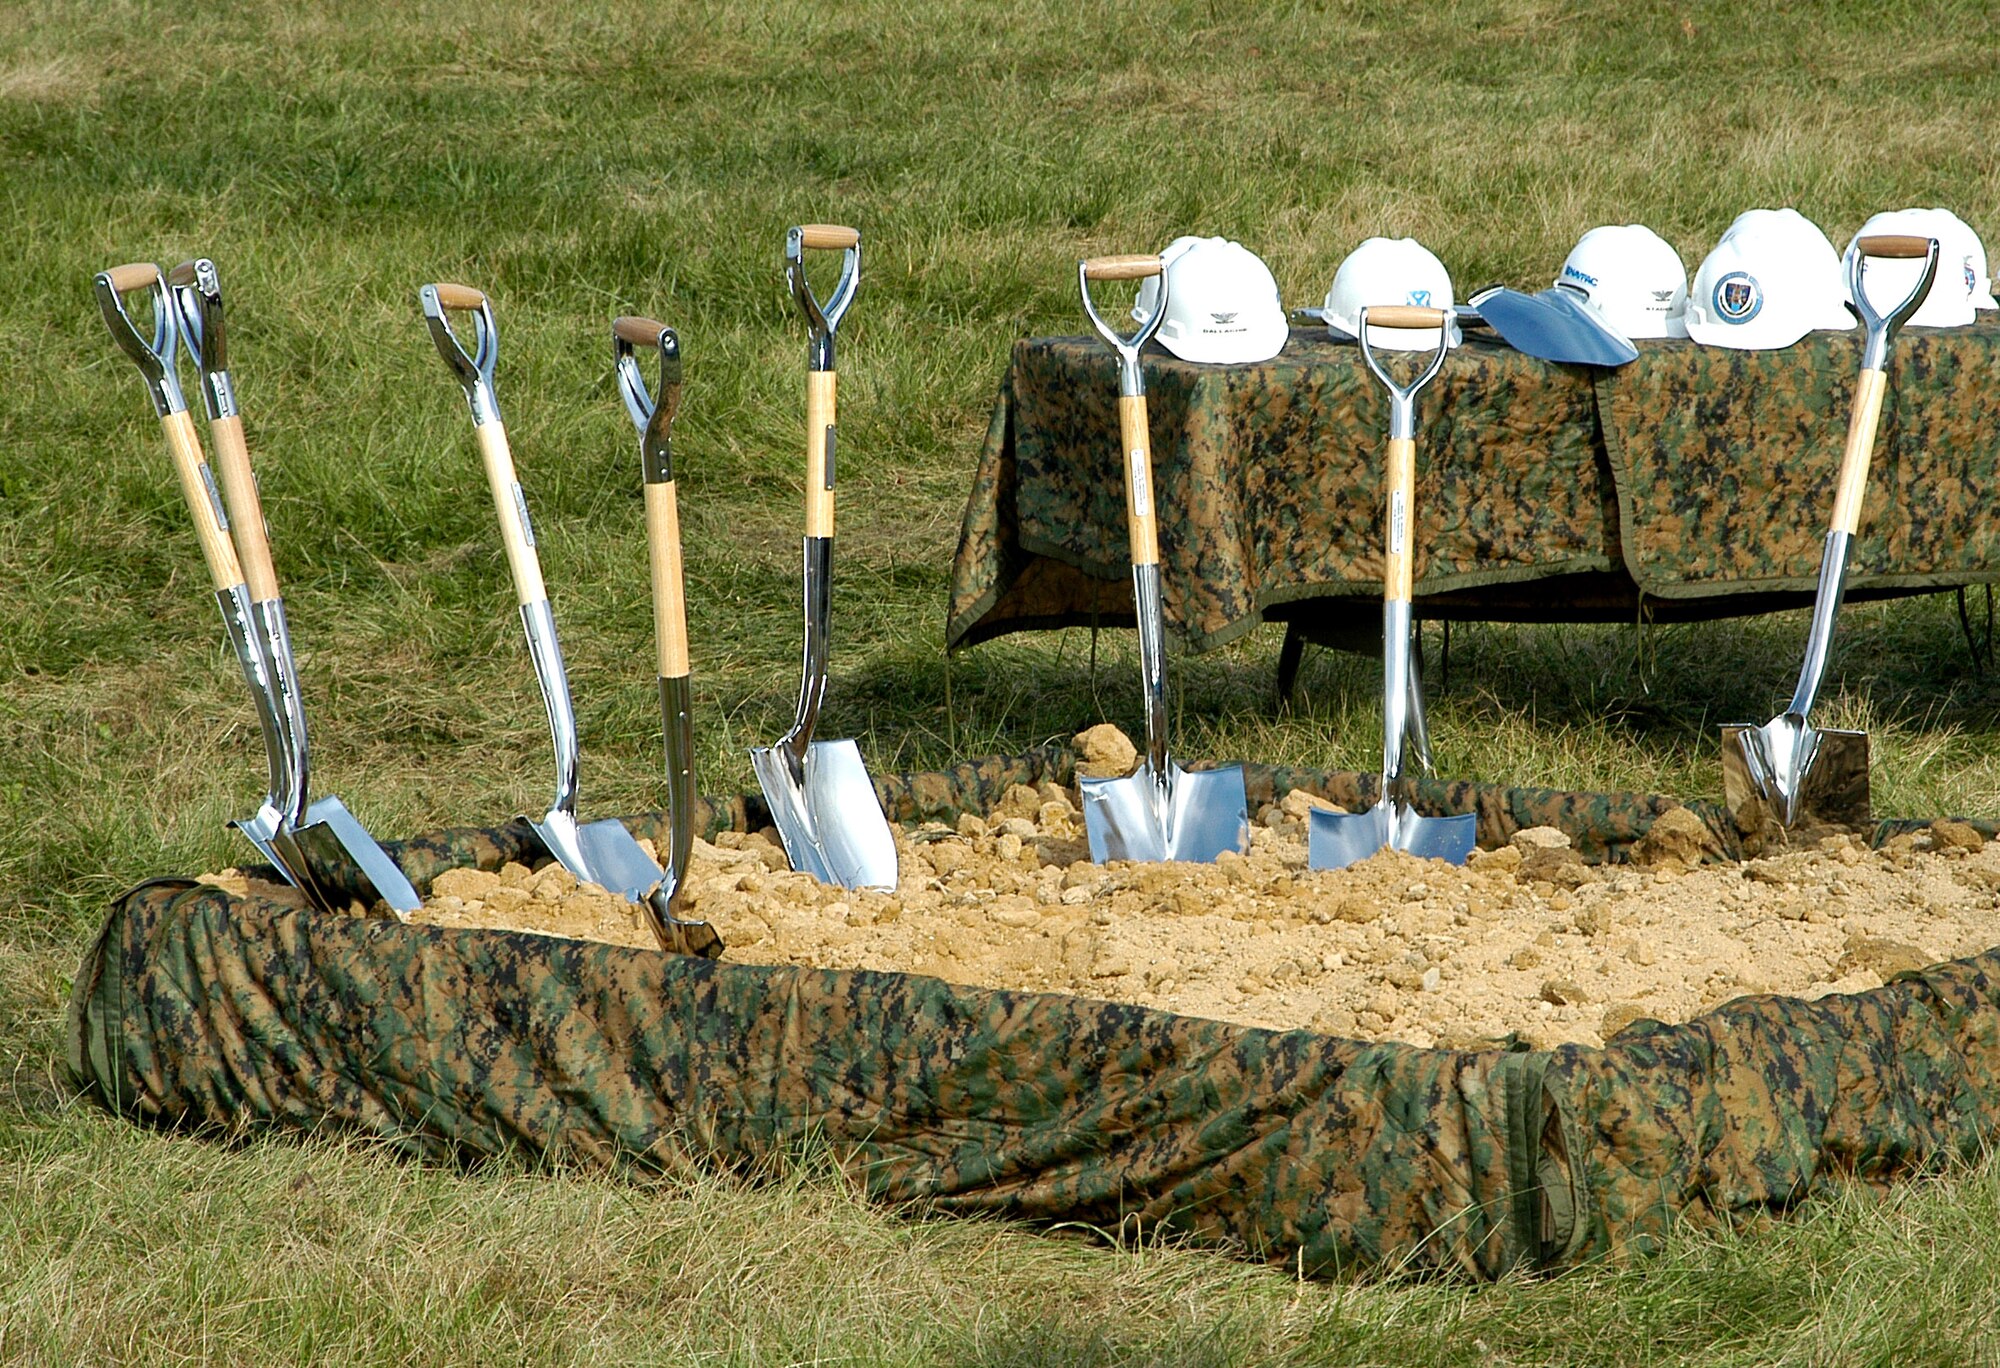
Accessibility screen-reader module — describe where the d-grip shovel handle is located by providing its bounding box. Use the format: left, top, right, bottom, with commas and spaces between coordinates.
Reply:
1358, 306, 1451, 606
421, 283, 545, 605
612, 317, 690, 684
787, 225, 860, 539
1831, 234, 1939, 537
95, 264, 243, 594
1080, 255, 1169, 568
169, 258, 283, 606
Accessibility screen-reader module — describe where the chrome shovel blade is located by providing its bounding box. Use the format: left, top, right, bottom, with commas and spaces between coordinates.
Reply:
526, 805, 666, 903
229, 802, 295, 881
294, 795, 422, 913
1722, 722, 1870, 830
1080, 760, 1250, 864
1309, 801, 1477, 870
1471, 287, 1639, 367
750, 737, 899, 891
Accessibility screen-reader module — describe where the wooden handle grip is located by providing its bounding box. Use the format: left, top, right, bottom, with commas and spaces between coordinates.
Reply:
1365, 306, 1448, 329
1384, 437, 1416, 603
165, 260, 200, 289
208, 414, 281, 603
1830, 368, 1888, 536
103, 262, 160, 293
429, 282, 488, 311
161, 410, 246, 593
473, 421, 547, 606
613, 315, 669, 348
1855, 235, 1934, 261
1083, 255, 1162, 281
646, 479, 690, 679
797, 224, 860, 250
1117, 395, 1159, 569
805, 371, 835, 538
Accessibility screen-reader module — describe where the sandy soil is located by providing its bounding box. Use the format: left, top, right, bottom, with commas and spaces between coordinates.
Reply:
202, 727, 2000, 1051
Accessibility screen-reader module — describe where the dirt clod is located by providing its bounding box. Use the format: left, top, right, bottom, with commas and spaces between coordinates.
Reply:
1074, 724, 1138, 778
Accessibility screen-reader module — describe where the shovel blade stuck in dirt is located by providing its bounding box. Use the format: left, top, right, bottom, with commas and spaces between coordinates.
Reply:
1721, 723, 1870, 832
1081, 759, 1249, 865
1723, 233, 1937, 830
1310, 798, 1476, 870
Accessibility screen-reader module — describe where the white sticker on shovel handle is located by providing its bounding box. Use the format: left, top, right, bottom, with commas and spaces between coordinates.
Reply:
1389, 489, 1407, 556
1128, 448, 1151, 520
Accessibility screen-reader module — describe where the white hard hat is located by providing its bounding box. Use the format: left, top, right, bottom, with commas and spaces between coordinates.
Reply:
1131, 236, 1287, 364
1843, 209, 1989, 326
1927, 208, 1998, 309
1320, 238, 1460, 352
1553, 224, 1688, 339
1715, 209, 1855, 332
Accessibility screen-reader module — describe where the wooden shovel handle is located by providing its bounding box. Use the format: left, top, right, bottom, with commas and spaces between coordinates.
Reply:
473, 421, 547, 606
1082, 255, 1162, 281
429, 282, 489, 311
1118, 395, 1159, 569
1830, 368, 1888, 536
796, 224, 860, 250
646, 479, 689, 679
1384, 437, 1417, 603
805, 371, 835, 538
103, 262, 160, 293
161, 410, 246, 593
1855, 234, 1933, 260
207, 415, 281, 603
613, 315, 670, 348
1365, 305, 1448, 329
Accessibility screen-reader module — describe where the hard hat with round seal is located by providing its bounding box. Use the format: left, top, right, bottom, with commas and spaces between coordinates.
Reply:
1717, 209, 1855, 332
1685, 221, 1853, 350
1844, 208, 1986, 326
1553, 224, 1688, 339
1320, 237, 1461, 352
1130, 236, 1288, 364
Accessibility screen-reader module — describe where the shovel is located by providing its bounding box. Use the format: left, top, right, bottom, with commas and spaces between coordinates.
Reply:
612, 314, 724, 956
422, 283, 718, 953
1724, 233, 1939, 830
93, 262, 326, 902
167, 258, 422, 916
1311, 305, 1478, 870
748, 225, 899, 891
1075, 254, 1249, 864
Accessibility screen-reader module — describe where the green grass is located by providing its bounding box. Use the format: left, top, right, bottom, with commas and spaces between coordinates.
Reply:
4, 0, 2000, 1361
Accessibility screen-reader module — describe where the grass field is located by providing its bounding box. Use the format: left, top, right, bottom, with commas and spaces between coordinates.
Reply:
5, 0, 2000, 1361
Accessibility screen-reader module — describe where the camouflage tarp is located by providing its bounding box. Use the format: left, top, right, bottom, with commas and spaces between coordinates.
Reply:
65, 822, 2000, 1280
948, 321, 2000, 652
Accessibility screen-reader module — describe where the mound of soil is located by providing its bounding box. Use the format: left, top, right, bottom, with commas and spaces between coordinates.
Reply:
200, 732, 2000, 1051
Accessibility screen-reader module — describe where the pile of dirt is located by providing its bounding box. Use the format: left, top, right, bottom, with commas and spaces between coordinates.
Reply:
200, 730, 2000, 1050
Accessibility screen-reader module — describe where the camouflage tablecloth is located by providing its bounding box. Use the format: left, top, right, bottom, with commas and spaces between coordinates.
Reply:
948, 321, 2000, 652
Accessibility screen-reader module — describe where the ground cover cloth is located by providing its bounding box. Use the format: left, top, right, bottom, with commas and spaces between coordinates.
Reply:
64, 754, 2000, 1280
66, 856, 2000, 1281
947, 320, 2000, 653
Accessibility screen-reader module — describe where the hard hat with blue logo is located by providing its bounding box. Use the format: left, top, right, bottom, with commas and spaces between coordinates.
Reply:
1320, 237, 1460, 352
1553, 225, 1688, 339
1844, 208, 1992, 327
1685, 210, 1855, 349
